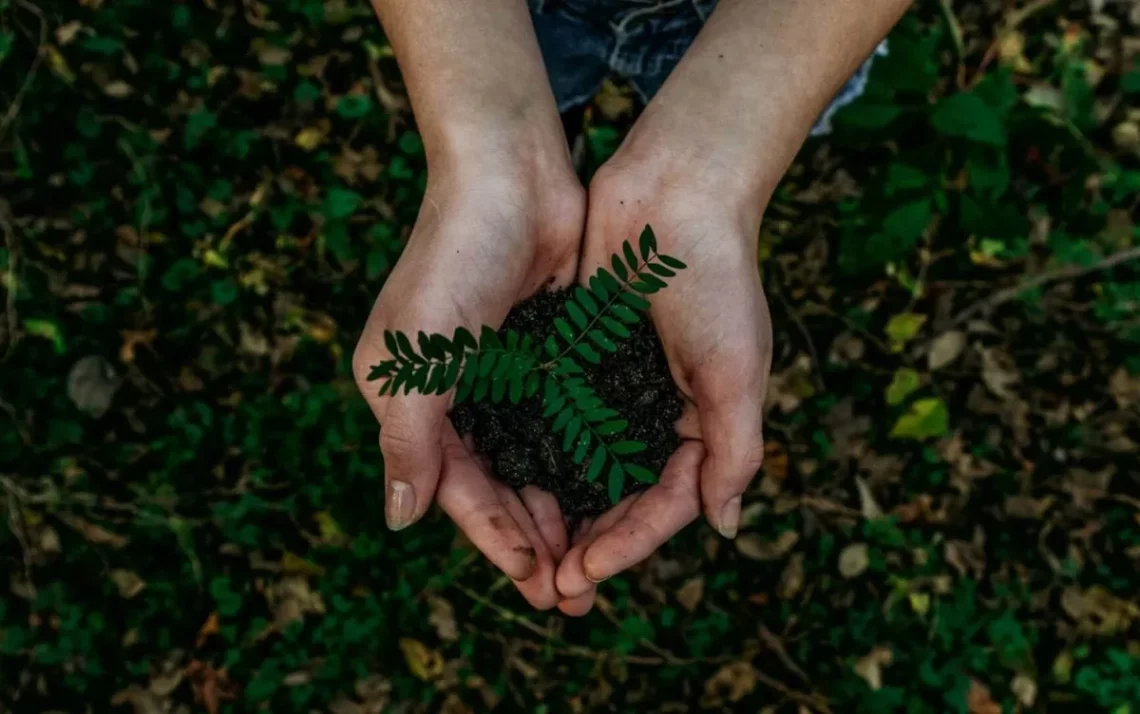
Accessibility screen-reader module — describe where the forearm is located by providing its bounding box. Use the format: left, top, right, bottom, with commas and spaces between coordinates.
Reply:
371, 0, 568, 173
618, 0, 912, 207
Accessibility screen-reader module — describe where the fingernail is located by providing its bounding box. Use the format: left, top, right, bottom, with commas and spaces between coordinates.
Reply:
718, 496, 742, 539
386, 479, 415, 531
585, 573, 610, 584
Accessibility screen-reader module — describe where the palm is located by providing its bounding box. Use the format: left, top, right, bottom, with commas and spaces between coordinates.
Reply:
553, 175, 772, 611
354, 173, 585, 610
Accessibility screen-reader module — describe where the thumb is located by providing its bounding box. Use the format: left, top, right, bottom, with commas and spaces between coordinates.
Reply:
378, 395, 448, 531
695, 375, 766, 539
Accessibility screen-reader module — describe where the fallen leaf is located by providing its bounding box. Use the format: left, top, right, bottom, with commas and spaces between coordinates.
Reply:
702, 660, 759, 707
855, 476, 884, 519
55, 21, 83, 45
853, 647, 893, 691
110, 569, 146, 598
981, 348, 1020, 400
1024, 82, 1066, 112
427, 594, 459, 642
739, 501, 767, 529
1061, 585, 1139, 635
354, 673, 391, 711
252, 39, 291, 66
1109, 367, 1140, 408
908, 592, 930, 616
762, 441, 789, 481
103, 80, 133, 98
838, 543, 870, 578
966, 678, 1001, 714
195, 612, 220, 647
595, 79, 633, 120
266, 576, 326, 628
110, 686, 164, 714
329, 698, 366, 714
676, 576, 705, 612
736, 530, 799, 561
1052, 651, 1074, 684
149, 668, 184, 697
45, 45, 76, 84
294, 125, 327, 151
885, 368, 920, 406
777, 553, 805, 599
928, 331, 966, 370
1011, 674, 1037, 707
1004, 495, 1054, 519
765, 354, 816, 413
890, 397, 949, 441
281, 551, 325, 576
399, 638, 444, 681
120, 329, 157, 363
885, 313, 926, 352
998, 30, 1033, 73
24, 318, 66, 354
185, 660, 237, 714
314, 510, 348, 547
58, 513, 128, 548
67, 355, 119, 417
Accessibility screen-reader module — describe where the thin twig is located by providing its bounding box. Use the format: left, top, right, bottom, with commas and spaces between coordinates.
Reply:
460, 586, 830, 710
454, 583, 560, 641
0, 201, 18, 361
952, 245, 1140, 326
971, 0, 1058, 86
3, 484, 36, 598
1005, 0, 1057, 30
0, 0, 48, 142
759, 625, 811, 683
770, 266, 824, 391
936, 0, 966, 87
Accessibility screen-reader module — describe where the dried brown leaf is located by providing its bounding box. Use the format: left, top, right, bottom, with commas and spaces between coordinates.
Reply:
676, 576, 705, 612
735, 530, 799, 561
853, 647, 893, 691
928, 331, 966, 370
838, 543, 870, 578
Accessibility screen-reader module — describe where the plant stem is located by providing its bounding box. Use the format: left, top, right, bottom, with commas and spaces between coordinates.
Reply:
542, 249, 661, 369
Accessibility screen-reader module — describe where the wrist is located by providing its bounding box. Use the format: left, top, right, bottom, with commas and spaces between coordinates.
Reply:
427, 107, 574, 188
425, 130, 585, 256
606, 121, 775, 231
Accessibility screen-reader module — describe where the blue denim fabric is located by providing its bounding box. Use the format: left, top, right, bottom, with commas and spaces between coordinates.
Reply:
527, 0, 887, 136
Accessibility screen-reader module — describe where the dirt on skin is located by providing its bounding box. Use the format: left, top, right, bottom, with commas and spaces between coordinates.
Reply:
450, 288, 683, 519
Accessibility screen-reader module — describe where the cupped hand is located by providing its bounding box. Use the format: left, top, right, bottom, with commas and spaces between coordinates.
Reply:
353, 155, 585, 609
554, 157, 774, 611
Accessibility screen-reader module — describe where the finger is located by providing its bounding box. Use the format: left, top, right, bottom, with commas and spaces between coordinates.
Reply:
493, 483, 560, 610
378, 395, 449, 531
558, 590, 596, 617
580, 441, 705, 583
555, 496, 640, 599
520, 486, 569, 561
693, 370, 766, 539
436, 428, 538, 581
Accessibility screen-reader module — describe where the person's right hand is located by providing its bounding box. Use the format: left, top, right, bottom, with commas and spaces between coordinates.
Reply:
352, 148, 585, 609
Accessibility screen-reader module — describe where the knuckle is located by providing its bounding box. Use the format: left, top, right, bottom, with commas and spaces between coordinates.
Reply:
351, 341, 378, 391
737, 437, 766, 479
379, 414, 426, 463
440, 436, 471, 466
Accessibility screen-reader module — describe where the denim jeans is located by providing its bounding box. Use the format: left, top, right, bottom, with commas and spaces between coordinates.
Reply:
527, 0, 887, 136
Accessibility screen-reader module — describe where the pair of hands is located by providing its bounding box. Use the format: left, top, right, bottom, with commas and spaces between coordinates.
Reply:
353, 136, 773, 615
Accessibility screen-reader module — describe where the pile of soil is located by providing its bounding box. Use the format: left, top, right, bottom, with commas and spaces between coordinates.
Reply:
450, 289, 683, 518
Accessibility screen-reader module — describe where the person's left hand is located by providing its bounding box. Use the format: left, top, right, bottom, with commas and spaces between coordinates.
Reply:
553, 149, 774, 614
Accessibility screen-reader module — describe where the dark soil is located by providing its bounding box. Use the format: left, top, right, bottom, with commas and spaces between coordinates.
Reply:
450, 289, 683, 519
